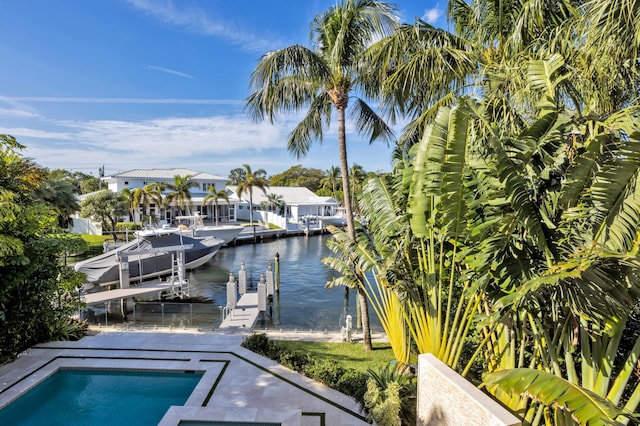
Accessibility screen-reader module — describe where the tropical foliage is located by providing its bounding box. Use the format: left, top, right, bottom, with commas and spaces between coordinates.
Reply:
235, 164, 269, 241
245, 0, 398, 350
165, 174, 198, 216
202, 184, 229, 226
0, 135, 87, 364
80, 190, 128, 238
325, 45, 640, 426
269, 165, 326, 192
261, 193, 284, 213
35, 170, 81, 228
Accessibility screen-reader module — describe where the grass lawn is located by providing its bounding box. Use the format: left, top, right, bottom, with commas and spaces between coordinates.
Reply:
80, 234, 111, 245
274, 340, 396, 374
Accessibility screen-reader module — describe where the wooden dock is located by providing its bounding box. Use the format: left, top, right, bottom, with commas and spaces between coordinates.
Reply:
218, 292, 261, 329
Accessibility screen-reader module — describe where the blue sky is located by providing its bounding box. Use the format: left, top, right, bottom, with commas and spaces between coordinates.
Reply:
0, 1, 445, 178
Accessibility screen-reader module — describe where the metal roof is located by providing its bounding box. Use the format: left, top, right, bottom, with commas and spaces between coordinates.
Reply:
228, 185, 338, 205
108, 168, 227, 181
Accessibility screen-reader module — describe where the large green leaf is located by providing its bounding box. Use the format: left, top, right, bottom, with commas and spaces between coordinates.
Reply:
592, 141, 640, 252
483, 368, 626, 425
528, 54, 567, 99
493, 141, 552, 258
407, 106, 449, 237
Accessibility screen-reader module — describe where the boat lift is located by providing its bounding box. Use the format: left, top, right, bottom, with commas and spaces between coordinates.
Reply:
82, 245, 192, 322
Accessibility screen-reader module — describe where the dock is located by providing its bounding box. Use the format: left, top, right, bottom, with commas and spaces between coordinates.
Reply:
218, 292, 261, 329
82, 280, 187, 305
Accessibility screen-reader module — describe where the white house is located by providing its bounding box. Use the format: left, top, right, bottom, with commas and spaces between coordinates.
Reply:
103, 168, 237, 224
227, 185, 344, 230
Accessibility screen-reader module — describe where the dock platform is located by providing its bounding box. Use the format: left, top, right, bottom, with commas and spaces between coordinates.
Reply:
218, 292, 261, 329
82, 281, 186, 305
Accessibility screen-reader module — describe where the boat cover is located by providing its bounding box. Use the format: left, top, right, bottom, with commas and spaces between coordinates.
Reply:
73, 233, 222, 285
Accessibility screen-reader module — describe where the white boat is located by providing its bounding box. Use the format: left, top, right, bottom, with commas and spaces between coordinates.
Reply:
74, 227, 225, 288
174, 215, 244, 243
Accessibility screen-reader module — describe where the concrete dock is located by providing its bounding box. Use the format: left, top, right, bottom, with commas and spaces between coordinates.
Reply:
218, 292, 261, 329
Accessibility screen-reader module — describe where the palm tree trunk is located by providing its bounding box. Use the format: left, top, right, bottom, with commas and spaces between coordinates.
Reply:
249, 194, 257, 243
358, 288, 370, 347
337, 105, 372, 350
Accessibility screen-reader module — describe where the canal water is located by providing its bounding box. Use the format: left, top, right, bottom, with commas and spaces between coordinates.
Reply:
186, 234, 380, 332
114, 234, 381, 332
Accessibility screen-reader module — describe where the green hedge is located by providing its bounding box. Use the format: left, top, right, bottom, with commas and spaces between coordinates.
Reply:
241, 333, 368, 398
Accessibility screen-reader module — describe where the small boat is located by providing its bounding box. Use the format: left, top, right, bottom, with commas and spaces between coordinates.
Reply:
174, 215, 244, 243
74, 227, 224, 288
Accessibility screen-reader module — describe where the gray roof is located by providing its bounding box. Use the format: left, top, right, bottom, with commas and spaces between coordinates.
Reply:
108, 168, 227, 181
228, 185, 338, 205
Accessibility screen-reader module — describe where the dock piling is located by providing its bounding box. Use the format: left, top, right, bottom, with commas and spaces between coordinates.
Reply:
238, 262, 247, 295
274, 253, 280, 293
266, 262, 274, 296
227, 273, 237, 310
258, 274, 266, 312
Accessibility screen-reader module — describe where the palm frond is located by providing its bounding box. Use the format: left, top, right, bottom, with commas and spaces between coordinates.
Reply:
360, 174, 403, 241
349, 97, 395, 144
592, 140, 640, 252
483, 368, 628, 425
245, 45, 330, 123
287, 93, 332, 159
407, 106, 451, 237
493, 141, 552, 259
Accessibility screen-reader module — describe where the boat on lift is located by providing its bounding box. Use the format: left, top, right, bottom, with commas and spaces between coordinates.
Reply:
74, 225, 224, 289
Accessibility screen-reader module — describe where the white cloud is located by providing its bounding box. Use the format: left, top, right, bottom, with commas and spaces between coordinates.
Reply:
7, 113, 300, 172
1, 99, 396, 176
125, 0, 282, 52
147, 65, 194, 79
0, 108, 40, 119
423, 7, 443, 24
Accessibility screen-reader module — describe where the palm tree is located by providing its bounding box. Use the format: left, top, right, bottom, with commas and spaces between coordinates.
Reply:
264, 193, 285, 213
364, 0, 597, 150
235, 164, 269, 242
202, 185, 229, 226
349, 57, 640, 423
133, 182, 164, 225
244, 0, 398, 350
321, 166, 341, 201
35, 173, 80, 228
119, 188, 136, 223
164, 175, 198, 218
349, 163, 366, 215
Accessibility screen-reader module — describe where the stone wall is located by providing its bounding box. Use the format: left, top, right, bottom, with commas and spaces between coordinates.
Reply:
417, 353, 521, 426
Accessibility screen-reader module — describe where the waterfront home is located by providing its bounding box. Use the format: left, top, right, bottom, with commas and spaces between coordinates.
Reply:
227, 185, 344, 231
103, 168, 237, 224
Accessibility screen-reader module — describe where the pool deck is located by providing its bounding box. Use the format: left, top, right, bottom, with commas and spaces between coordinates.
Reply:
0, 329, 375, 425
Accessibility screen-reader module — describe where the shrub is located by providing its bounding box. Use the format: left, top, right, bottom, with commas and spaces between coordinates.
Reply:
116, 222, 140, 231
277, 349, 312, 372
242, 333, 371, 404
362, 363, 416, 426
241, 333, 280, 359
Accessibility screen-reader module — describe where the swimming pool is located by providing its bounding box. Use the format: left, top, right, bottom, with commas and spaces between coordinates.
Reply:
0, 369, 203, 425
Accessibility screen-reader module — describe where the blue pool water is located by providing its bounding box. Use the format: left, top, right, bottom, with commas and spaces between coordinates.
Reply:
0, 369, 203, 425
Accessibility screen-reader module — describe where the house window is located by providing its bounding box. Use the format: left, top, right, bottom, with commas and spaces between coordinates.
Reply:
238, 206, 243, 210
